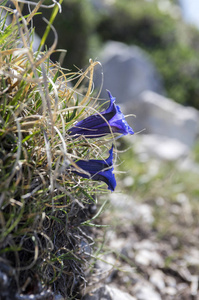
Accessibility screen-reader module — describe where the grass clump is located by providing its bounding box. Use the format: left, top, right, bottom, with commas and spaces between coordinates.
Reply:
0, 1, 127, 298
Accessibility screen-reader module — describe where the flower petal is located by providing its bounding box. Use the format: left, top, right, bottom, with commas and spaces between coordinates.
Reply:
92, 168, 116, 191
73, 146, 116, 191
68, 90, 134, 138
109, 106, 134, 135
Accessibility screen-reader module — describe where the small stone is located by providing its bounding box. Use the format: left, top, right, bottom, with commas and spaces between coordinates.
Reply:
164, 286, 177, 296
82, 285, 136, 300
135, 249, 164, 267
165, 276, 176, 287
184, 247, 199, 266
134, 282, 162, 300
150, 270, 165, 291
133, 240, 157, 251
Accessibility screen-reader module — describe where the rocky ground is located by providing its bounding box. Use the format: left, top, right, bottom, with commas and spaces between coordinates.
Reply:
83, 138, 199, 300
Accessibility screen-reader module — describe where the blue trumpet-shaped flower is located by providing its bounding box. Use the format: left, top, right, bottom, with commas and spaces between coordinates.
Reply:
69, 90, 134, 138
72, 146, 116, 191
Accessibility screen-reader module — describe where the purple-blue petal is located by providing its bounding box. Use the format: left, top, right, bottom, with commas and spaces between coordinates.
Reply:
109, 105, 134, 135
92, 168, 116, 191
68, 90, 134, 138
73, 146, 116, 191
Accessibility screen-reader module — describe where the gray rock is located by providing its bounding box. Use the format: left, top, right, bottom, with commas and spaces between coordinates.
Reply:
109, 193, 154, 224
134, 240, 164, 268
150, 270, 166, 291
127, 91, 199, 148
94, 41, 164, 102
132, 134, 190, 161
135, 249, 164, 267
133, 282, 162, 300
82, 285, 136, 300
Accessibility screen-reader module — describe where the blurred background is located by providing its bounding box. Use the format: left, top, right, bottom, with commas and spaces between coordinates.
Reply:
31, 0, 199, 108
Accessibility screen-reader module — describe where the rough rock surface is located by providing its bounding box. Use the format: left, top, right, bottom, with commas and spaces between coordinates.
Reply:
131, 134, 190, 161
94, 41, 164, 102
82, 285, 136, 300
126, 91, 199, 148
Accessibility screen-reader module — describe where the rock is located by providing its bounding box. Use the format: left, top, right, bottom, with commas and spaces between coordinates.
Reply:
163, 286, 177, 296
109, 193, 154, 224
164, 276, 177, 288
133, 282, 162, 300
132, 134, 190, 161
150, 270, 166, 291
94, 41, 164, 102
127, 91, 199, 148
183, 247, 199, 266
133, 240, 164, 268
82, 285, 136, 300
133, 240, 157, 251
135, 249, 164, 267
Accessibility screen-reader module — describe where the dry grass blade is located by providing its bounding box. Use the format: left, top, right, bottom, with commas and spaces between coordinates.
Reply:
0, 1, 117, 299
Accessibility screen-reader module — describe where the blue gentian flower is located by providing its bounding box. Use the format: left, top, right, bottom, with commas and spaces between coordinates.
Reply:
72, 146, 116, 191
69, 90, 134, 138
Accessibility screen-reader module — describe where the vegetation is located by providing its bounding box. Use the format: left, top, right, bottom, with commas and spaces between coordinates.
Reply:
1, 1, 199, 299
21, 0, 97, 70
0, 1, 131, 298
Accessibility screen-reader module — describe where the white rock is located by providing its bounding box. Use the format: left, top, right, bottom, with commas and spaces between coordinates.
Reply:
135, 249, 164, 268
109, 193, 154, 224
184, 248, 199, 266
133, 240, 157, 251
134, 282, 162, 300
132, 134, 190, 161
163, 286, 177, 296
128, 91, 199, 148
82, 285, 136, 300
150, 270, 166, 291
164, 275, 176, 287
135, 204, 154, 224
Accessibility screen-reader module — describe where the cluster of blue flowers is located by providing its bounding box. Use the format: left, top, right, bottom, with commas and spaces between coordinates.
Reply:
69, 90, 134, 191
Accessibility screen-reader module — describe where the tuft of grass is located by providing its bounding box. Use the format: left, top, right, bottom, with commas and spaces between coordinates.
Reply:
0, 1, 117, 298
